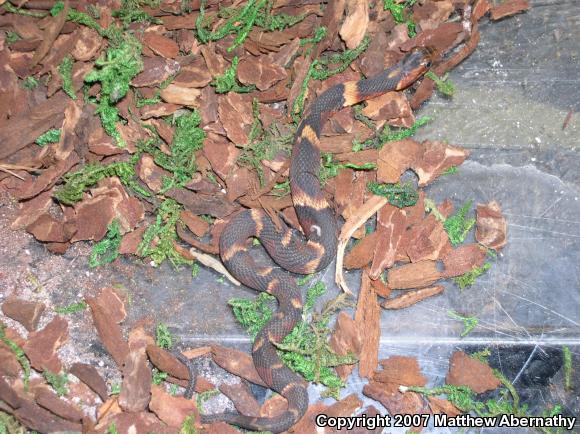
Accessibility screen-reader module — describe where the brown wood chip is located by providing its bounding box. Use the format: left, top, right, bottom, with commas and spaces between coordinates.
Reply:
354, 270, 380, 378
446, 350, 501, 393
382, 285, 444, 309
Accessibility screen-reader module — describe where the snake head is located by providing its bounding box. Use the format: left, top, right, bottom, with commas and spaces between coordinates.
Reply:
395, 47, 433, 90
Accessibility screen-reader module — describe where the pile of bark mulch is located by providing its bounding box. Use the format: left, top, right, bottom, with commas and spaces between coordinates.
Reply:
0, 0, 528, 432
1, 284, 506, 433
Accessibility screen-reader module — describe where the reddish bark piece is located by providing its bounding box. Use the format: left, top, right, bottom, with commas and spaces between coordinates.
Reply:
69, 363, 108, 402
26, 213, 76, 243
180, 211, 209, 237
382, 285, 444, 309
143, 32, 180, 59
149, 385, 201, 428
162, 13, 200, 30
15, 150, 80, 201
355, 270, 380, 378
132, 56, 180, 87
476, 201, 507, 251
10, 190, 54, 231
428, 396, 461, 417
345, 231, 379, 270
140, 102, 182, 119
23, 316, 68, 373
220, 382, 261, 417
146, 345, 189, 380
370, 278, 392, 299
413, 0, 454, 31
135, 153, 172, 193
203, 133, 241, 180
71, 26, 102, 61
225, 166, 253, 202
73, 177, 144, 242
387, 261, 442, 289
34, 387, 84, 422
14, 399, 82, 433
370, 204, 407, 278
289, 402, 328, 434
414, 141, 470, 186
446, 351, 501, 393
211, 345, 267, 387
1, 297, 45, 332
218, 92, 254, 145
0, 377, 21, 409
166, 188, 238, 218
86, 289, 129, 369
405, 214, 451, 263
119, 226, 146, 255
327, 393, 362, 417
329, 312, 362, 380
119, 327, 154, 412
160, 83, 201, 106
374, 356, 428, 387
377, 139, 422, 183
442, 244, 487, 278
30, 0, 69, 68
490, 0, 530, 20
340, 0, 369, 49
238, 55, 288, 91
173, 57, 212, 88
0, 344, 22, 377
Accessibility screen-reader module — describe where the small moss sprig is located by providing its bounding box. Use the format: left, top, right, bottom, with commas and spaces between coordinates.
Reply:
0, 323, 31, 390
155, 323, 173, 350
58, 55, 76, 100
562, 346, 573, 391
367, 182, 419, 208
55, 301, 88, 315
54, 160, 151, 205
444, 199, 476, 246
35, 129, 61, 146
43, 371, 69, 397
89, 220, 122, 268
383, 0, 418, 37
425, 71, 455, 97
453, 263, 491, 289
138, 199, 192, 267
447, 310, 478, 337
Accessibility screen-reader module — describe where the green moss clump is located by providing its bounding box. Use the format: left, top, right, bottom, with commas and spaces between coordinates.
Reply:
319, 153, 376, 185
367, 182, 419, 208
112, 0, 161, 26
138, 110, 206, 193
138, 199, 191, 267
35, 129, 61, 146
179, 415, 197, 434
22, 76, 39, 90
43, 371, 69, 397
453, 263, 491, 290
55, 301, 88, 315
84, 35, 143, 147
155, 323, 173, 350
89, 220, 122, 268
383, 0, 417, 36
444, 199, 476, 246
54, 160, 151, 205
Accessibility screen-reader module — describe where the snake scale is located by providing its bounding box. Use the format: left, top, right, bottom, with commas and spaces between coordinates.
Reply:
205, 48, 432, 432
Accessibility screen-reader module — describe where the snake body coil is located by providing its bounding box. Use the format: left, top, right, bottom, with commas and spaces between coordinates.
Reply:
211, 48, 431, 432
